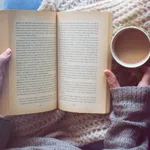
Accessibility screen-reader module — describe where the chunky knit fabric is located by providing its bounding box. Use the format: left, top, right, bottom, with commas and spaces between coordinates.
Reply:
8, 111, 109, 147
7, 0, 150, 148
8, 137, 81, 150
39, 0, 150, 36
6, 87, 150, 149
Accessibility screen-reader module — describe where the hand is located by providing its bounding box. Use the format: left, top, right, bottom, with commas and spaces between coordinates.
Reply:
104, 67, 150, 88
0, 49, 11, 91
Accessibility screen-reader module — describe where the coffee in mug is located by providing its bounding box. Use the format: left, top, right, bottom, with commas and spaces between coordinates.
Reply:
111, 26, 150, 68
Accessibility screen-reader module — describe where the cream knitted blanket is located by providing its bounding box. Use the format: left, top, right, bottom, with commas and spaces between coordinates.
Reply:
8, 0, 150, 147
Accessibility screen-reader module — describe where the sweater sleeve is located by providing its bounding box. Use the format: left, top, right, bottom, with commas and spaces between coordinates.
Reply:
0, 117, 13, 150
104, 87, 150, 150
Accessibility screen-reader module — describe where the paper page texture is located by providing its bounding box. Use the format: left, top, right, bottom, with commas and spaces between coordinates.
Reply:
0, 11, 9, 114
57, 12, 112, 113
7, 11, 57, 115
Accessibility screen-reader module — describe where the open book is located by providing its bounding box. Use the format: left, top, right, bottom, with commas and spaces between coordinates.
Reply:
0, 10, 112, 115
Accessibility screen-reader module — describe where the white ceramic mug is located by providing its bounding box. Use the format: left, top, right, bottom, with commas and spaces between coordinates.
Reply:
111, 26, 150, 68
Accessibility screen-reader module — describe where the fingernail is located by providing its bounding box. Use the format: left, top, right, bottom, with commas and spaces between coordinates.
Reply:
104, 71, 110, 79
6, 48, 11, 55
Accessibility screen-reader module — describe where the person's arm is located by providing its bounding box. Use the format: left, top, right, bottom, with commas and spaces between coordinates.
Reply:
105, 87, 150, 149
104, 68, 150, 149
0, 49, 12, 150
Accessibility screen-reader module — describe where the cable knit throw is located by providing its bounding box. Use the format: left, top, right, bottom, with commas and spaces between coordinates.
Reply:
7, 0, 150, 148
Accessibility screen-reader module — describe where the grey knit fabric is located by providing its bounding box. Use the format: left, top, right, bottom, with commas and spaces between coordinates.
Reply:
5, 86, 150, 149
104, 87, 150, 150
7, 137, 81, 150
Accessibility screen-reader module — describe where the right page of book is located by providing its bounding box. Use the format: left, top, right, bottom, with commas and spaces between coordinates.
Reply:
57, 12, 112, 114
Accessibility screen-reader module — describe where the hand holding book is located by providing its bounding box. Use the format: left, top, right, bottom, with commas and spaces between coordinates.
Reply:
0, 48, 11, 117
0, 49, 11, 91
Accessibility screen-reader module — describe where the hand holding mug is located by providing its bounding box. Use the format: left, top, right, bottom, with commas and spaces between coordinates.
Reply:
104, 67, 150, 88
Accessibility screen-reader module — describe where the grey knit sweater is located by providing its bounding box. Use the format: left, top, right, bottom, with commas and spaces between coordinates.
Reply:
1, 87, 150, 149
105, 87, 150, 150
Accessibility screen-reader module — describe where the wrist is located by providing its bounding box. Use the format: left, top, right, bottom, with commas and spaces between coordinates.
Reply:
111, 86, 150, 102
110, 86, 150, 119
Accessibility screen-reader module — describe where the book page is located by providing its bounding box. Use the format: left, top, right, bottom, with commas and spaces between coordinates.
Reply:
57, 12, 112, 114
0, 11, 9, 114
4, 11, 57, 115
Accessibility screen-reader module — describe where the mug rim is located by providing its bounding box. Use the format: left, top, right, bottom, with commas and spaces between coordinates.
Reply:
111, 26, 150, 68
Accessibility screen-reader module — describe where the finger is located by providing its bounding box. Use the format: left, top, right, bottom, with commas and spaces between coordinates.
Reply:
138, 67, 150, 87
104, 69, 120, 89
0, 48, 12, 67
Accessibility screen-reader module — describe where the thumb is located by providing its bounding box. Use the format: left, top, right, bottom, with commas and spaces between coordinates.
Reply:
0, 49, 12, 92
0, 48, 11, 68
104, 69, 120, 89
138, 67, 150, 87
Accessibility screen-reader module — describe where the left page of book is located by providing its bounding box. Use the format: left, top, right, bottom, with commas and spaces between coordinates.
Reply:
0, 11, 9, 115
0, 11, 57, 115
